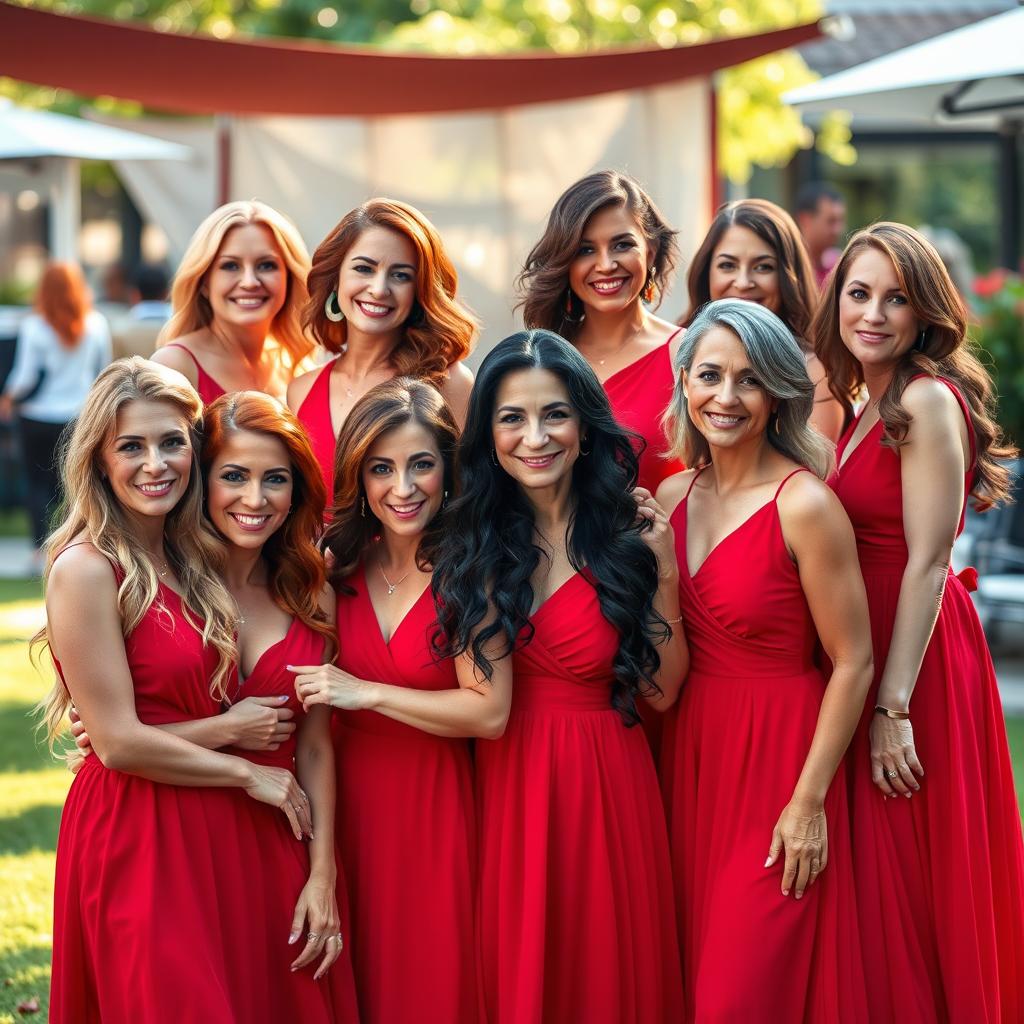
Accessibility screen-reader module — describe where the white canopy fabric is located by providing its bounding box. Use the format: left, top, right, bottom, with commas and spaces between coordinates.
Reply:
783, 8, 1024, 125
0, 100, 192, 161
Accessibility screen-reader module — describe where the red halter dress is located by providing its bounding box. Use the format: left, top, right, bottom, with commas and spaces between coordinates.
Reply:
162, 342, 227, 405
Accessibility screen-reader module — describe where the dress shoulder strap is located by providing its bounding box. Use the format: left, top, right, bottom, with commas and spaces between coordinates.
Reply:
162, 342, 203, 375
773, 467, 810, 500
683, 465, 709, 501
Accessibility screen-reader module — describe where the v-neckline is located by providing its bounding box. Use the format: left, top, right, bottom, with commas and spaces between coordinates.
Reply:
363, 563, 432, 647
530, 570, 585, 619
836, 405, 882, 473
678, 497, 780, 580
238, 616, 297, 684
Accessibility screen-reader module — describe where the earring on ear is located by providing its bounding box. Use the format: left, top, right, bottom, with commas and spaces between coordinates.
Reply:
579, 434, 591, 456
773, 413, 782, 435
324, 291, 345, 323
490, 449, 499, 466
914, 329, 927, 352
642, 270, 656, 304
563, 289, 585, 325
360, 496, 366, 518
442, 489, 449, 508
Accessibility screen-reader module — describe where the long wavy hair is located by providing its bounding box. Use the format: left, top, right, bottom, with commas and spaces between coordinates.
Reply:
517, 170, 680, 342
37, 262, 92, 346
682, 199, 817, 344
34, 358, 238, 746
201, 392, 333, 647
322, 377, 458, 589
304, 199, 477, 382
158, 200, 314, 372
810, 222, 1015, 506
431, 330, 667, 725
664, 299, 833, 479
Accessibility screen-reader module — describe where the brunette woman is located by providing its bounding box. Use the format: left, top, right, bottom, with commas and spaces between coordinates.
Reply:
433, 331, 686, 1022
814, 223, 1024, 1022
657, 299, 872, 1022
39, 359, 317, 1023
153, 200, 313, 401
287, 199, 477, 500
518, 171, 683, 493
0, 262, 111, 550
291, 379, 478, 1022
683, 199, 845, 442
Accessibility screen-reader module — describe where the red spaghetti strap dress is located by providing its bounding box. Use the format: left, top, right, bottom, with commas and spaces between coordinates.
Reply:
333, 565, 478, 1024
660, 469, 868, 1023
603, 333, 684, 494
476, 571, 683, 1024
296, 357, 340, 501
162, 342, 227, 405
50, 573, 357, 1023
832, 378, 1024, 1023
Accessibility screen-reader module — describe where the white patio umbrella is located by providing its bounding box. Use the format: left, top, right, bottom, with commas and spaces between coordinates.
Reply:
0, 99, 191, 261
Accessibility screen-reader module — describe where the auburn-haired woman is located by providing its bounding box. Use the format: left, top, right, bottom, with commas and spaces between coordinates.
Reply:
291, 379, 479, 1022
814, 222, 1024, 1022
153, 200, 313, 402
430, 331, 687, 1022
38, 359, 319, 1022
657, 299, 872, 1021
0, 262, 111, 551
518, 171, 683, 493
683, 199, 845, 442
287, 199, 476, 501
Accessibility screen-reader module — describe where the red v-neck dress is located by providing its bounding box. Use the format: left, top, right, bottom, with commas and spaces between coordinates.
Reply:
333, 565, 478, 1024
296, 357, 341, 503
660, 469, 868, 1023
50, 573, 357, 1023
832, 379, 1024, 1023
162, 342, 228, 405
476, 571, 683, 1023
602, 334, 684, 494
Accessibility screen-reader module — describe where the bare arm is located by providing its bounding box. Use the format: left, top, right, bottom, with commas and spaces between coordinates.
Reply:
149, 344, 200, 390
286, 367, 320, 416
154, 697, 296, 750
440, 362, 474, 431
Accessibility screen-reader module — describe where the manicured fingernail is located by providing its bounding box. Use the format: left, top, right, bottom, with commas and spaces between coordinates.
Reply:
782, 888, 789, 896
764, 857, 772, 867
289, 932, 299, 944
795, 892, 803, 900
278, 695, 289, 702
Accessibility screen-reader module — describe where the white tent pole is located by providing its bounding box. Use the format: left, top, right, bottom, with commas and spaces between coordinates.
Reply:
48, 156, 80, 261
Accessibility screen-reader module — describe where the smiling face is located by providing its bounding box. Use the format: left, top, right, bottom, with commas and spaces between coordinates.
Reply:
708, 225, 781, 315
203, 223, 288, 331
568, 204, 651, 315
206, 429, 293, 551
682, 326, 774, 450
838, 246, 921, 372
336, 226, 418, 336
361, 419, 444, 540
99, 400, 194, 521
492, 367, 583, 492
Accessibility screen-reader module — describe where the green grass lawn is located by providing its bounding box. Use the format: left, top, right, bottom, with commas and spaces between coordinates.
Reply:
1, 580, 1023, 1021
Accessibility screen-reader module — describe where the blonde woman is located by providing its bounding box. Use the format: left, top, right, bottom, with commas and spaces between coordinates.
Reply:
38, 359, 317, 1023
153, 201, 313, 401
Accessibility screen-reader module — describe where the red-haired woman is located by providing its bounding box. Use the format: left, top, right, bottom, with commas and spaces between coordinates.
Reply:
1, 262, 111, 551
813, 223, 1024, 1022
683, 199, 845, 443
518, 171, 683, 494
287, 199, 477, 501
290, 379, 480, 1023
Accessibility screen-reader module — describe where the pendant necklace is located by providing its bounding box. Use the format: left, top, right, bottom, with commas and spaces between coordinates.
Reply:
377, 554, 412, 596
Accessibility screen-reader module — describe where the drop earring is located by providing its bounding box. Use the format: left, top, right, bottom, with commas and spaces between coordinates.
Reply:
914, 329, 927, 351
642, 269, 655, 304
324, 291, 345, 323
360, 496, 366, 518
490, 449, 499, 466
563, 289, 585, 325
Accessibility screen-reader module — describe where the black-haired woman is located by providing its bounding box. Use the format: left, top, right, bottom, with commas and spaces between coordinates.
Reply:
432, 330, 687, 1023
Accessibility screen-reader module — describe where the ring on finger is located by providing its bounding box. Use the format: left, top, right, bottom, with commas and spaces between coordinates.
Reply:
885, 770, 898, 779
307, 931, 320, 941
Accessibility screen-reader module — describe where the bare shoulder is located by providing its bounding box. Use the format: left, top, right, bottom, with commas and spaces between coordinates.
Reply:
901, 375, 962, 423
668, 325, 685, 364
47, 543, 118, 620
655, 468, 697, 519
317, 582, 337, 625
150, 340, 196, 380
442, 360, 474, 396
776, 469, 843, 529
286, 365, 321, 413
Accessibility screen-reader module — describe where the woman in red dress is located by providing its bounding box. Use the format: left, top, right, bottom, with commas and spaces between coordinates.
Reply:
153, 200, 314, 402
38, 359, 318, 1023
430, 330, 686, 1022
813, 222, 1024, 1022
287, 199, 477, 500
657, 298, 873, 1022
682, 199, 845, 442
291, 378, 479, 1023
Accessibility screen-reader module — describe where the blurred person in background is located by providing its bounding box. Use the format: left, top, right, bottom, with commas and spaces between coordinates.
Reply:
794, 182, 846, 289
0, 262, 111, 554
112, 264, 173, 361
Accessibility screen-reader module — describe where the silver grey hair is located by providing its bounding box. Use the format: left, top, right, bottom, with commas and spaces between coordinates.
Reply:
662, 298, 834, 478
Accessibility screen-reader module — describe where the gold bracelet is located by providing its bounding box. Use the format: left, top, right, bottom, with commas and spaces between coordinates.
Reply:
874, 705, 910, 720
665, 615, 683, 625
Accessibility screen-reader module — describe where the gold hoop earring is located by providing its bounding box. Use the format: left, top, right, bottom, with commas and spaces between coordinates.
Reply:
490, 449, 499, 466
324, 291, 345, 323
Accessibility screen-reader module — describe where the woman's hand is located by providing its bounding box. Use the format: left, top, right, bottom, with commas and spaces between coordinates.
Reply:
765, 801, 828, 899
242, 764, 313, 841
224, 695, 296, 751
870, 714, 923, 798
68, 706, 93, 761
288, 874, 344, 980
290, 664, 379, 713
632, 487, 678, 577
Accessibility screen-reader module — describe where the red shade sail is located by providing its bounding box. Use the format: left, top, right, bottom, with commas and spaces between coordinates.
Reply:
0, 2, 821, 116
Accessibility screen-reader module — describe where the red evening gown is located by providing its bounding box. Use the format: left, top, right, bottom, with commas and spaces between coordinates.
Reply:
50, 570, 357, 1023
476, 571, 683, 1023
333, 565, 478, 1023
162, 342, 228, 405
296, 356, 340, 502
832, 378, 1024, 1023
660, 468, 868, 1023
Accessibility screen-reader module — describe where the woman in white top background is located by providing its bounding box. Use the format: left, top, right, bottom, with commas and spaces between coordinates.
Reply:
0, 263, 111, 552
